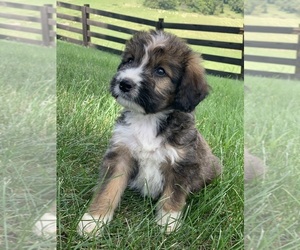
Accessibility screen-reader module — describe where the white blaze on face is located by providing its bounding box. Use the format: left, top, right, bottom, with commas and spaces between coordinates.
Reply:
149, 31, 168, 49
114, 32, 169, 113
116, 45, 149, 88
116, 67, 143, 84
116, 32, 168, 88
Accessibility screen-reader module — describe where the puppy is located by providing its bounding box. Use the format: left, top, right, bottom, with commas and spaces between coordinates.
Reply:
78, 30, 222, 236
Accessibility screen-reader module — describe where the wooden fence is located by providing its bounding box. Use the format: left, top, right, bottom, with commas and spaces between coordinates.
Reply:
0, 1, 55, 46
245, 25, 300, 79
3, 1, 298, 79
56, 1, 244, 79
56, 2, 300, 80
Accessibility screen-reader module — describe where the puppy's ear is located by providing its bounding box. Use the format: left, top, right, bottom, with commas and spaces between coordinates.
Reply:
173, 55, 210, 112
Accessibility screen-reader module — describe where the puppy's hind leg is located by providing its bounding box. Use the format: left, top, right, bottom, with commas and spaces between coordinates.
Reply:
77, 146, 133, 237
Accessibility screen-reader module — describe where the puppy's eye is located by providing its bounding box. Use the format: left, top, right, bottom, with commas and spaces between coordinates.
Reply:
155, 67, 166, 77
127, 58, 134, 64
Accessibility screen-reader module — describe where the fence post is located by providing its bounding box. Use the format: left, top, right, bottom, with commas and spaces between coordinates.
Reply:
47, 4, 55, 46
156, 18, 164, 31
40, 4, 53, 46
240, 26, 244, 80
82, 4, 90, 46
295, 24, 300, 78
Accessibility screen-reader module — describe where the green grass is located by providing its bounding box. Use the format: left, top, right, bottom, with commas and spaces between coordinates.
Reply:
244, 77, 300, 249
57, 41, 244, 249
0, 41, 56, 248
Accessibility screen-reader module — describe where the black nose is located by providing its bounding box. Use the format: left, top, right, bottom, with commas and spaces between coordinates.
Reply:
119, 80, 133, 93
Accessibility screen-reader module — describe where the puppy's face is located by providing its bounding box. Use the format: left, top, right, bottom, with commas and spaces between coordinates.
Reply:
110, 30, 209, 114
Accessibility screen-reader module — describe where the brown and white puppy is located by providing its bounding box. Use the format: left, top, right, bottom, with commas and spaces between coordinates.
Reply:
78, 30, 222, 236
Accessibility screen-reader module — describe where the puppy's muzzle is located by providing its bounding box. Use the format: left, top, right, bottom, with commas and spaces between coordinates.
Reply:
119, 79, 134, 93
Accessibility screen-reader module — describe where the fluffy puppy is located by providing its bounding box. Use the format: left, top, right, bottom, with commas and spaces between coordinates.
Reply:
78, 30, 222, 236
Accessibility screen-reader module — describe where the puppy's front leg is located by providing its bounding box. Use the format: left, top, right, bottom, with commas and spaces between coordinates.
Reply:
156, 183, 188, 234
78, 145, 133, 236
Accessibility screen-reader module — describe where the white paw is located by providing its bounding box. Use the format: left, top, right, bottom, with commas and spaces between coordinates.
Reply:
77, 213, 112, 237
156, 209, 181, 234
33, 212, 56, 238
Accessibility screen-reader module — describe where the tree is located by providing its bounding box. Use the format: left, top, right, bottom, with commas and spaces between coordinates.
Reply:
276, 0, 300, 13
186, 0, 223, 15
244, 0, 259, 14
228, 0, 243, 14
143, 0, 178, 10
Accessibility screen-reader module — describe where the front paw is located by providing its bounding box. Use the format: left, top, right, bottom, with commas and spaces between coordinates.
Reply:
156, 209, 182, 234
77, 213, 111, 237
33, 212, 57, 238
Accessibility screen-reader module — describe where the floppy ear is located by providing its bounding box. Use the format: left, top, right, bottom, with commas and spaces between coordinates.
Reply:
173, 55, 210, 112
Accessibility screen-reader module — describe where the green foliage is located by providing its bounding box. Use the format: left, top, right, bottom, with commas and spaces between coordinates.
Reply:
276, 0, 300, 13
143, 0, 244, 15
228, 0, 243, 14
143, 0, 178, 10
245, 0, 300, 15
245, 0, 258, 14
185, 0, 223, 15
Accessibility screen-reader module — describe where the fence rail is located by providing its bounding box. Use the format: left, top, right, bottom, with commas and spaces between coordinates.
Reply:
1, 1, 299, 79
244, 25, 300, 78
0, 1, 56, 46
56, 1, 243, 79
56, 2, 300, 79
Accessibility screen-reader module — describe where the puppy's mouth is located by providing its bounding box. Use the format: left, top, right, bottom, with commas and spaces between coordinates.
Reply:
115, 95, 145, 114
111, 78, 145, 113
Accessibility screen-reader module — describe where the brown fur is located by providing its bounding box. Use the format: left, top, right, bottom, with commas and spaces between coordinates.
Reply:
89, 145, 135, 216
161, 111, 221, 192
244, 148, 266, 182
112, 30, 210, 114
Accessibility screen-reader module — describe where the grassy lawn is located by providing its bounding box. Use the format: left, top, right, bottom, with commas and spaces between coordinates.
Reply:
244, 77, 300, 249
57, 41, 244, 249
0, 41, 56, 248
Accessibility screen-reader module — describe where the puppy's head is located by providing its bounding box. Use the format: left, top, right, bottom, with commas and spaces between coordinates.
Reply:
110, 30, 209, 114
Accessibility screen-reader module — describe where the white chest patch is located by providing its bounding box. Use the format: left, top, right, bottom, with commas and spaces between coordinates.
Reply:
113, 112, 179, 198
